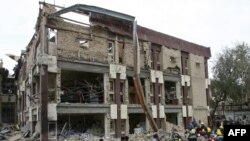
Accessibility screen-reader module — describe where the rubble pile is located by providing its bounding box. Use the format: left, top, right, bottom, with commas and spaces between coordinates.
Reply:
0, 124, 23, 141
1, 122, 187, 141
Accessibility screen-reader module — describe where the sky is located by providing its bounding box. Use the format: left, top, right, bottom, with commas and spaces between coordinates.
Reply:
1, 0, 250, 75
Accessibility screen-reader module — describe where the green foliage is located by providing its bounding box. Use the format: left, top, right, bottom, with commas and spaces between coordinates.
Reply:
212, 42, 250, 104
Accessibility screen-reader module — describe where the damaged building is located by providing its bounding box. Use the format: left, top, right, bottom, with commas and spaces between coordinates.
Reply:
0, 59, 16, 125
15, 2, 211, 140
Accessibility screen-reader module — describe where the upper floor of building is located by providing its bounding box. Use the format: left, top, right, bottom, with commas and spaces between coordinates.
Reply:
17, 3, 211, 83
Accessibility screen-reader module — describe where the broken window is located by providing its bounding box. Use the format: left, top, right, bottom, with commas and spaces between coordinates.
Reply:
49, 29, 57, 56
150, 84, 162, 104
181, 52, 189, 75
120, 82, 124, 103
165, 81, 178, 105
166, 113, 178, 125
61, 70, 104, 103
129, 114, 146, 134
128, 77, 145, 104
182, 83, 191, 105
1, 102, 15, 123
118, 42, 124, 64
48, 73, 56, 102
110, 119, 115, 134
151, 44, 161, 70
1, 77, 15, 94
108, 79, 125, 103
108, 41, 115, 63
109, 80, 114, 103
121, 119, 126, 134
79, 39, 89, 48
57, 114, 104, 138
48, 121, 57, 139
196, 62, 200, 68
170, 56, 176, 63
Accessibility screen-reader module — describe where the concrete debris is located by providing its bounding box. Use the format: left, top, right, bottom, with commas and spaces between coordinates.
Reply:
2, 122, 186, 141
0, 128, 10, 134
8, 134, 22, 141
0, 124, 30, 141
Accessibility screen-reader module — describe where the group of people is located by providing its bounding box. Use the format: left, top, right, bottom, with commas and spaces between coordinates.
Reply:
187, 120, 224, 141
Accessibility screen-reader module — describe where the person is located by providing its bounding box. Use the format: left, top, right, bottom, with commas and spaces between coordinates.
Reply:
99, 139, 104, 141
188, 128, 197, 141
215, 122, 223, 141
207, 126, 211, 138
200, 122, 208, 137
196, 124, 202, 135
187, 120, 194, 131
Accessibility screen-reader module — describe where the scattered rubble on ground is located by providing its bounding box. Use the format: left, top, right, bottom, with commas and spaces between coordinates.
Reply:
1, 121, 186, 141
0, 124, 23, 141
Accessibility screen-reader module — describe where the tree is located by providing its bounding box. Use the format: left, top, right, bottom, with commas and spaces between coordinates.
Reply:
211, 42, 250, 122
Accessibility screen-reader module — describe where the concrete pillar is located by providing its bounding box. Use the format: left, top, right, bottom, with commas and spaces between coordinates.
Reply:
176, 81, 182, 105
177, 112, 183, 127
146, 42, 152, 68
26, 87, 31, 108
114, 36, 119, 64
161, 82, 165, 105
144, 78, 151, 104
146, 117, 151, 131
103, 73, 109, 104
104, 113, 111, 138
124, 79, 129, 104
56, 69, 61, 103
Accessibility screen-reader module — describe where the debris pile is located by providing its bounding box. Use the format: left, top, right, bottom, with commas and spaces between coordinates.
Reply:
2, 121, 187, 141
0, 124, 23, 141
56, 122, 105, 141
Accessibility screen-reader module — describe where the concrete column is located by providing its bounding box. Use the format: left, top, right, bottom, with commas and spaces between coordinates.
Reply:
176, 81, 182, 105
146, 42, 152, 68
161, 83, 165, 105
124, 79, 129, 104
146, 117, 151, 131
104, 113, 111, 138
103, 73, 109, 104
56, 69, 61, 103
144, 78, 151, 104
177, 112, 183, 127
114, 36, 119, 64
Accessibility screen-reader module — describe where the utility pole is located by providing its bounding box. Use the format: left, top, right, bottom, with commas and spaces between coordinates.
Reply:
40, 5, 49, 141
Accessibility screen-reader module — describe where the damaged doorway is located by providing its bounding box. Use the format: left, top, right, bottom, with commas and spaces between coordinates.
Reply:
61, 70, 104, 103
129, 114, 146, 134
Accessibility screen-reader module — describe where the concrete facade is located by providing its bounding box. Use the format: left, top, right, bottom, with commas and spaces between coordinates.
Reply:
15, 3, 211, 139
189, 54, 209, 125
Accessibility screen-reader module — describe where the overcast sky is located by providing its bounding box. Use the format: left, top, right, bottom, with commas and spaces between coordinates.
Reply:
1, 0, 250, 75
